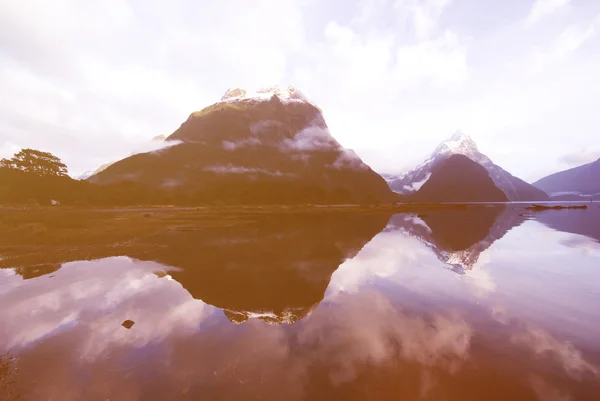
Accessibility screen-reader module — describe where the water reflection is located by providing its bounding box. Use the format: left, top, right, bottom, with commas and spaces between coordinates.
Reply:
1, 208, 600, 400
388, 205, 525, 272
1, 212, 389, 324
138, 213, 390, 324
533, 205, 600, 244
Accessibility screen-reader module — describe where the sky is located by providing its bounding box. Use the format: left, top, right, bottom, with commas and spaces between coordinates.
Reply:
1, 0, 599, 181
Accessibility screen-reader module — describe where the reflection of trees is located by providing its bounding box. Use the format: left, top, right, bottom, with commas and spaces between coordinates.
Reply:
0, 353, 19, 400
13, 263, 62, 280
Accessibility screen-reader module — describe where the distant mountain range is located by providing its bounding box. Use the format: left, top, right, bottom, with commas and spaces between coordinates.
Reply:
88, 86, 397, 205
385, 132, 549, 201
533, 157, 600, 197
10, 83, 598, 206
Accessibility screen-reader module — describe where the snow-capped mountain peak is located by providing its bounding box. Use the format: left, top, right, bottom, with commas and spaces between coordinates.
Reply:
220, 85, 310, 104
385, 131, 549, 201
432, 131, 479, 158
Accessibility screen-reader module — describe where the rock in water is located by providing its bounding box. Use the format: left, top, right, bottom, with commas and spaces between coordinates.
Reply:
122, 320, 135, 329
89, 85, 396, 205
412, 154, 509, 203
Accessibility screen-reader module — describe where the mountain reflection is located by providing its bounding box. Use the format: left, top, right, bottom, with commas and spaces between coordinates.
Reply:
533, 205, 600, 244
0, 212, 390, 324
0, 260, 475, 401
388, 205, 525, 272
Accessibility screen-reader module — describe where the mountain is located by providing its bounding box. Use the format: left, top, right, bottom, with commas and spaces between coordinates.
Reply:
388, 205, 525, 272
533, 158, 600, 197
89, 85, 396, 205
412, 154, 509, 202
386, 132, 549, 201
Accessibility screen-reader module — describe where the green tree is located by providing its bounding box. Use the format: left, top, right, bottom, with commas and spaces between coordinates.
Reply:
0, 148, 68, 177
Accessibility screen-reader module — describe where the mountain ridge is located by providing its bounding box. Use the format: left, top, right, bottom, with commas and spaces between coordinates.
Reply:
533, 157, 600, 196
412, 154, 509, 203
88, 86, 397, 205
386, 132, 549, 201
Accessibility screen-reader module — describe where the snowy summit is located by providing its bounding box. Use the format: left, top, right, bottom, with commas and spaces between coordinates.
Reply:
220, 85, 311, 104
432, 131, 479, 159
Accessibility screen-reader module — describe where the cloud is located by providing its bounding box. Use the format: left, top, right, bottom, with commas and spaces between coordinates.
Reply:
525, 15, 600, 74
297, 291, 472, 383
0, 0, 307, 175
559, 235, 600, 256
394, 0, 453, 39
281, 124, 339, 152
559, 149, 600, 166
204, 164, 293, 177
1, 0, 600, 182
222, 138, 262, 151
529, 375, 573, 401
511, 326, 599, 379
527, 0, 571, 26
332, 149, 369, 170
249, 120, 286, 135
0, 257, 216, 357
462, 252, 497, 297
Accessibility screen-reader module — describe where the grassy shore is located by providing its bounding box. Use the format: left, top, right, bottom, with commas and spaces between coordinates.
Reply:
0, 203, 497, 271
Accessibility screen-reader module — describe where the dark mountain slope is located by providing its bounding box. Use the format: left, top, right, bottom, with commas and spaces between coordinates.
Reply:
412, 154, 509, 203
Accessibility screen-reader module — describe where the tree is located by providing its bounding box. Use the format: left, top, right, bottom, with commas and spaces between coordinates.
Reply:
0, 148, 68, 177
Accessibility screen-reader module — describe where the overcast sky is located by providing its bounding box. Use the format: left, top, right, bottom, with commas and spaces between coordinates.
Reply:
1, 0, 599, 180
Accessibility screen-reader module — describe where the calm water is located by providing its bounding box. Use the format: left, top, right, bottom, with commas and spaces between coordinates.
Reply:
1, 206, 599, 401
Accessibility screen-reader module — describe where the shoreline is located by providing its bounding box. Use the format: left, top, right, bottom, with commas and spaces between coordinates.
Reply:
0, 200, 595, 214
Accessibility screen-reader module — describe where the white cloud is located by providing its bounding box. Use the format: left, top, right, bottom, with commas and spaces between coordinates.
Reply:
332, 149, 369, 170
204, 164, 292, 176
281, 124, 339, 151
529, 375, 573, 401
393, 30, 468, 90
0, 0, 308, 176
0, 257, 216, 356
511, 325, 599, 379
394, 0, 453, 39
559, 148, 600, 166
0, 0, 600, 181
525, 15, 600, 74
222, 138, 262, 151
527, 0, 571, 26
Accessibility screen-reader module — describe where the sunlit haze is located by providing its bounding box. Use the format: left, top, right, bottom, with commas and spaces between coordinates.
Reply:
1, 0, 599, 180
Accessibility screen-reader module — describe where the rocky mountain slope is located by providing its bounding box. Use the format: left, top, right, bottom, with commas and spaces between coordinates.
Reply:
386, 132, 549, 201
89, 86, 396, 205
412, 154, 509, 203
533, 157, 600, 197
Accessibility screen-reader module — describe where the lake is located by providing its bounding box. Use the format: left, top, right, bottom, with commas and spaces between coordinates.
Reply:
1, 205, 599, 400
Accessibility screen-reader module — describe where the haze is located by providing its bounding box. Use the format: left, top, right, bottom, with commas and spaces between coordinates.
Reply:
1, 0, 599, 181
